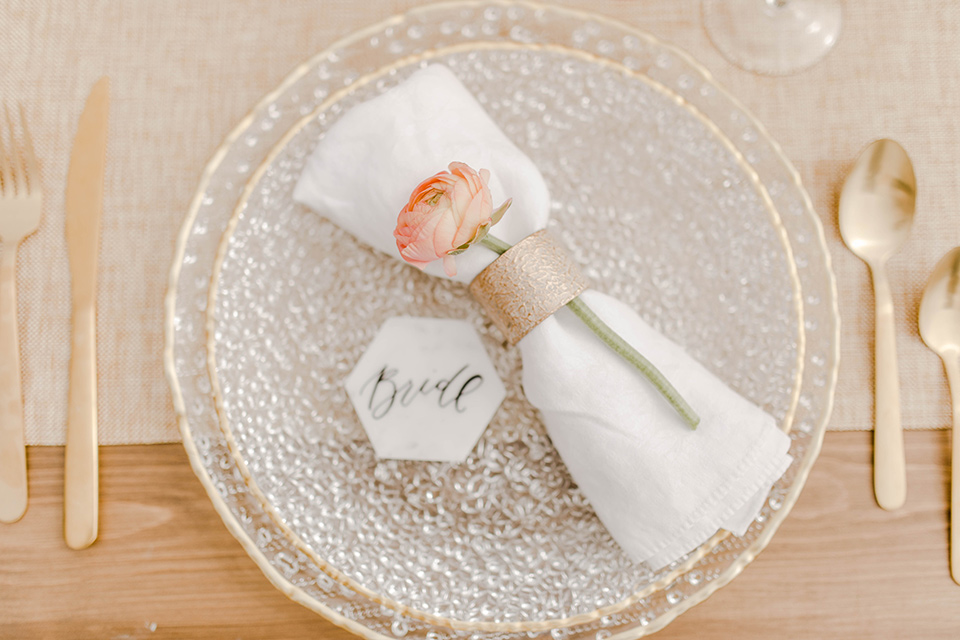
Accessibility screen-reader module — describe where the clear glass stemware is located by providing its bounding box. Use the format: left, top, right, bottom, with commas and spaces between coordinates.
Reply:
703, 0, 842, 75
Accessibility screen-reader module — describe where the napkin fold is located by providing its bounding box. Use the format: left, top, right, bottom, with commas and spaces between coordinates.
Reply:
294, 65, 792, 569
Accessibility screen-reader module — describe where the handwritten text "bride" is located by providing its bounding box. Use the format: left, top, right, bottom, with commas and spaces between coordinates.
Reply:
358, 364, 485, 419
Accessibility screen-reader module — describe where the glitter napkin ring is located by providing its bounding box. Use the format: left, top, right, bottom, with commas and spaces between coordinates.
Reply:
469, 230, 589, 345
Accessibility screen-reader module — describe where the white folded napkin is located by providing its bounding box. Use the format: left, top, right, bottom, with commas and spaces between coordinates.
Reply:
293, 64, 792, 569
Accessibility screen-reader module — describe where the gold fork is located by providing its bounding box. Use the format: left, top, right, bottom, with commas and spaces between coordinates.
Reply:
0, 104, 41, 524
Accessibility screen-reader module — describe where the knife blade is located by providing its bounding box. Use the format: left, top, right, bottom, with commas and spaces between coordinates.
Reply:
64, 77, 109, 550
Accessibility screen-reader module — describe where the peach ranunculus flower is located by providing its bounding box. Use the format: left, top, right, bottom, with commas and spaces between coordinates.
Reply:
394, 162, 511, 277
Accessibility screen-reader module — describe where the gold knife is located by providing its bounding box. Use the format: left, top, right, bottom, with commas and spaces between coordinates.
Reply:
64, 77, 109, 550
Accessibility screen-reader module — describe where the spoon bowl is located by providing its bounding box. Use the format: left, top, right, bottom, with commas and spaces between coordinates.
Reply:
920, 247, 960, 355
839, 139, 916, 265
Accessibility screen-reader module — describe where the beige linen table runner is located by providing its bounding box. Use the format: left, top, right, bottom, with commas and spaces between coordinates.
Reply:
1, 0, 958, 444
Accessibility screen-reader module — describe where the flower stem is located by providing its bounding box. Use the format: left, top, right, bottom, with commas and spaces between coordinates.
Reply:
565, 297, 700, 429
479, 234, 512, 255
479, 234, 699, 429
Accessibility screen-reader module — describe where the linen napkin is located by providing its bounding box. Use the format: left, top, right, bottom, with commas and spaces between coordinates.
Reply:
293, 64, 792, 569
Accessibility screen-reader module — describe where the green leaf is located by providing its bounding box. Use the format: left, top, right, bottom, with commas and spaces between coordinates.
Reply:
491, 198, 512, 224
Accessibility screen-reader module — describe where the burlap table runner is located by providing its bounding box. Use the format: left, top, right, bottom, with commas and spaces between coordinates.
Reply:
1, 0, 957, 444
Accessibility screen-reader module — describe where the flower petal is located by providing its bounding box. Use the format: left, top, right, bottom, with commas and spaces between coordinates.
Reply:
442, 254, 458, 277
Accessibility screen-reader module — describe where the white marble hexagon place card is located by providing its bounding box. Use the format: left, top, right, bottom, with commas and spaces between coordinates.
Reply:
345, 317, 506, 462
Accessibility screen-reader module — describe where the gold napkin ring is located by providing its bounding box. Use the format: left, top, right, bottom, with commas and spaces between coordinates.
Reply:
469, 230, 588, 345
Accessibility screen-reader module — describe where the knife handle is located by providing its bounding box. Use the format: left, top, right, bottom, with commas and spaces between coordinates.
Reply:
0, 245, 27, 523
871, 265, 906, 511
64, 302, 98, 549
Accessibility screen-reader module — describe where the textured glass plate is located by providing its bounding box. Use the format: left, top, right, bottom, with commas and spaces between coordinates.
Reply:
165, 2, 839, 638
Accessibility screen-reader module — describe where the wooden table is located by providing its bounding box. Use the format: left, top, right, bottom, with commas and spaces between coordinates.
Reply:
1, 432, 957, 639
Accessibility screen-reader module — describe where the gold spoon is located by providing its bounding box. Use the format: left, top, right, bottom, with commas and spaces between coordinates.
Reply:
839, 139, 916, 511
919, 246, 960, 585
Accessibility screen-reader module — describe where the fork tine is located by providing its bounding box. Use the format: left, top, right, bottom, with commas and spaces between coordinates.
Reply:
3, 104, 24, 196
0, 103, 10, 196
18, 105, 38, 195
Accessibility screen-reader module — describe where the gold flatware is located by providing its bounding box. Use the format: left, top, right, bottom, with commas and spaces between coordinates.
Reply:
919, 246, 960, 585
0, 104, 41, 524
64, 77, 109, 549
839, 139, 916, 511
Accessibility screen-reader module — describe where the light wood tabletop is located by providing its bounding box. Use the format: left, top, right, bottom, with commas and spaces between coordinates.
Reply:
1, 431, 957, 639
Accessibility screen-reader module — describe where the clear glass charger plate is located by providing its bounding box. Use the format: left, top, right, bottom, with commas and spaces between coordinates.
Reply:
164, 2, 839, 638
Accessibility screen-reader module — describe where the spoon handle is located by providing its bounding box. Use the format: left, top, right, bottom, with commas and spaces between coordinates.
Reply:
942, 352, 960, 586
872, 265, 906, 510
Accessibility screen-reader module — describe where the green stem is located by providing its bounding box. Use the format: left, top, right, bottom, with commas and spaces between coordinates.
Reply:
565, 297, 699, 429
479, 233, 512, 255
479, 234, 700, 429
